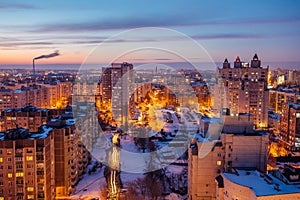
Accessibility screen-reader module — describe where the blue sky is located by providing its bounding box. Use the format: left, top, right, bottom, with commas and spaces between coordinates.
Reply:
1, 0, 300, 65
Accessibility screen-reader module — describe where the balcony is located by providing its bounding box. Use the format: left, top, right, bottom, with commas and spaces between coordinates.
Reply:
15, 152, 23, 157
37, 179, 44, 184
70, 177, 76, 183
37, 193, 45, 199
37, 171, 44, 176
36, 155, 44, 163
16, 192, 24, 196
37, 168, 44, 172
16, 180, 24, 185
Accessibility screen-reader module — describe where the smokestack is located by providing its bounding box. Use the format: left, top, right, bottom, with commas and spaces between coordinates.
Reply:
32, 59, 35, 77
32, 50, 60, 78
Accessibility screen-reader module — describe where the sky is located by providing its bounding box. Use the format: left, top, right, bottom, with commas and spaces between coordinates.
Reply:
1, 0, 300, 68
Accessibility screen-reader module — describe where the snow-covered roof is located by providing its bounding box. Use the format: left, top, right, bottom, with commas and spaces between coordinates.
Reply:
222, 169, 300, 196
66, 118, 76, 126
31, 126, 53, 139
12, 89, 24, 93
0, 125, 53, 140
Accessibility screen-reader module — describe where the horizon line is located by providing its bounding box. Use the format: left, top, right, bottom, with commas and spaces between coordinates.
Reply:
1, 60, 300, 65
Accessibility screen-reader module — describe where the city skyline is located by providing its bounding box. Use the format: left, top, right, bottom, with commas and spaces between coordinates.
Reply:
1, 2, 300, 199
1, 0, 300, 66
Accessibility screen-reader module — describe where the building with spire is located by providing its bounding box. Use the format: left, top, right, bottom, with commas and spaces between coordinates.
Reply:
233, 56, 242, 68
223, 58, 230, 69
218, 54, 269, 128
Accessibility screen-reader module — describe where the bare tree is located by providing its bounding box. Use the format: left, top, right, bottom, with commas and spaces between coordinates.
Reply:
99, 183, 108, 199
126, 183, 140, 200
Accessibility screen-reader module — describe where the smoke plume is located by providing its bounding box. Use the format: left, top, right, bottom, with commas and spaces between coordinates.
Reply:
34, 50, 60, 60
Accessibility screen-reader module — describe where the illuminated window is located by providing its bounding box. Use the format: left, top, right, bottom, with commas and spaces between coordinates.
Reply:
0, 158, 2, 162
217, 161, 222, 166
26, 156, 33, 161
27, 187, 34, 192
27, 195, 34, 199
296, 113, 300, 118
8, 173, 12, 178
16, 172, 23, 177
0, 197, 4, 200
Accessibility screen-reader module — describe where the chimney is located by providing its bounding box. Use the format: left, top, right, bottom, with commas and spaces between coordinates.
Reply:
32, 59, 35, 77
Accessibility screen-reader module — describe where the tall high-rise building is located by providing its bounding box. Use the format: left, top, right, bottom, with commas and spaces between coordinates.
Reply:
0, 108, 91, 199
218, 54, 269, 128
280, 102, 300, 151
0, 127, 55, 200
101, 62, 134, 125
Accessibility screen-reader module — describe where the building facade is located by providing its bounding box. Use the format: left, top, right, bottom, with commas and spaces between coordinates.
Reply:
0, 113, 91, 199
101, 62, 134, 125
280, 102, 300, 151
188, 115, 269, 200
218, 54, 269, 128
269, 89, 300, 114
0, 127, 55, 200
0, 82, 72, 112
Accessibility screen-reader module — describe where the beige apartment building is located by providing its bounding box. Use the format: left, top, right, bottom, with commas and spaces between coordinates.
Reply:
188, 115, 269, 200
218, 54, 269, 128
0, 82, 72, 112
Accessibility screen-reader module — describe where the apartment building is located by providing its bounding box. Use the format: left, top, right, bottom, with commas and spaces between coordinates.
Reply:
0, 127, 55, 200
269, 89, 300, 114
218, 54, 269, 128
280, 102, 300, 151
188, 115, 269, 200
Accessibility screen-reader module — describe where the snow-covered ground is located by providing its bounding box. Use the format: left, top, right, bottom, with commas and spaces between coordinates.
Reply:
70, 164, 187, 200
70, 165, 105, 199
71, 108, 191, 199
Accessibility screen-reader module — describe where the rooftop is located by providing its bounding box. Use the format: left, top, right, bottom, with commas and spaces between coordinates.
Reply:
3, 106, 48, 113
0, 125, 53, 141
222, 169, 300, 196
221, 125, 258, 135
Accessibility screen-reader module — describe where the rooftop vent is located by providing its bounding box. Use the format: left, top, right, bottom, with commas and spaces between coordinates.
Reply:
264, 175, 273, 184
274, 183, 280, 191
